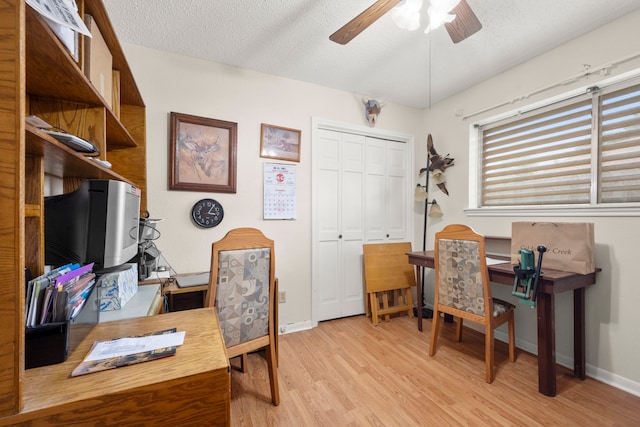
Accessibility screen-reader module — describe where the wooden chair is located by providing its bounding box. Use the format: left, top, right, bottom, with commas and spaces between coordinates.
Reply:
363, 242, 415, 325
205, 227, 280, 405
429, 224, 516, 383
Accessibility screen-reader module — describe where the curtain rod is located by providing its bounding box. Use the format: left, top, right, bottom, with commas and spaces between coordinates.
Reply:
461, 50, 640, 121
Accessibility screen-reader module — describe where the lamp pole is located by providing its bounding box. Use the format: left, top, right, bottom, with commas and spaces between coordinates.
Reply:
419, 155, 434, 319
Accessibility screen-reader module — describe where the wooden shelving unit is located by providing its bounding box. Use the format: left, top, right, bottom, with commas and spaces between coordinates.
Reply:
0, 0, 147, 421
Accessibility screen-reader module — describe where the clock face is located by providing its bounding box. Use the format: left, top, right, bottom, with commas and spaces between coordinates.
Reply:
191, 198, 224, 228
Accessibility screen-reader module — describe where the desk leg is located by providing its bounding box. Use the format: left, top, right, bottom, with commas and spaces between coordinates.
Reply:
574, 288, 586, 379
537, 292, 556, 397
168, 293, 175, 313
415, 265, 423, 332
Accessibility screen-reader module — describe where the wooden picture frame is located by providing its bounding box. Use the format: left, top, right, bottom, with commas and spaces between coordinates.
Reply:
169, 112, 237, 193
260, 123, 301, 162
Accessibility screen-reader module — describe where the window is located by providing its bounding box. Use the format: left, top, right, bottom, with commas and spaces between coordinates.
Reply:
475, 78, 640, 212
600, 84, 640, 203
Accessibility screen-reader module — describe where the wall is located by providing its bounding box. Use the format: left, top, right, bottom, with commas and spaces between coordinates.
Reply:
121, 43, 423, 332
420, 9, 640, 394
123, 8, 640, 394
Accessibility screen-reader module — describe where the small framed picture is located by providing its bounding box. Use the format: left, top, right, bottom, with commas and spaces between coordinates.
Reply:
260, 123, 301, 162
169, 112, 237, 193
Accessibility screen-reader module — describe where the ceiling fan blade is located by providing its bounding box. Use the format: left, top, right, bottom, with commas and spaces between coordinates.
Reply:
444, 0, 482, 44
330, 0, 402, 45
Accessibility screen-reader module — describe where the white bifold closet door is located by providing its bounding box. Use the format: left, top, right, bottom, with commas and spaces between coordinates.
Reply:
314, 128, 408, 322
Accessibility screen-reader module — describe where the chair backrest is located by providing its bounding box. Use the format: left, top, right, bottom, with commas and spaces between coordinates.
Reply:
434, 224, 492, 320
205, 228, 276, 352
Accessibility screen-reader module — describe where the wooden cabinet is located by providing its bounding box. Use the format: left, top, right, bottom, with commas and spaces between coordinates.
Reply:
9, 309, 230, 426
0, 0, 146, 420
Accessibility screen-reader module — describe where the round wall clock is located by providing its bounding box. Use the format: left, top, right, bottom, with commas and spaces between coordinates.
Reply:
191, 198, 224, 228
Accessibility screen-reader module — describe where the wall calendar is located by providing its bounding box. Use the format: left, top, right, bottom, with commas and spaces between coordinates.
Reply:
263, 162, 297, 220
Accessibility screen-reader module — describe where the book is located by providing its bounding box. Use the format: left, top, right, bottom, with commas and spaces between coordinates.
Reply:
71, 328, 181, 377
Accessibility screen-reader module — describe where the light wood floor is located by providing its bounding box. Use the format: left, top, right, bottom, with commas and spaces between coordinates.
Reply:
229, 314, 640, 426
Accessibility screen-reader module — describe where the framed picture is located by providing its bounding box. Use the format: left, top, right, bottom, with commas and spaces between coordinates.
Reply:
169, 112, 237, 193
260, 123, 301, 162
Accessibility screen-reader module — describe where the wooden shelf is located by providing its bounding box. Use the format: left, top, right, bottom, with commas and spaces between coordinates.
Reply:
25, 7, 138, 150
25, 7, 100, 106
26, 125, 133, 183
24, 204, 41, 218
84, 0, 144, 108
0, 0, 148, 419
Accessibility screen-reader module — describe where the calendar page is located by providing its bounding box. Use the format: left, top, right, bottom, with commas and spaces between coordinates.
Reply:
263, 163, 297, 220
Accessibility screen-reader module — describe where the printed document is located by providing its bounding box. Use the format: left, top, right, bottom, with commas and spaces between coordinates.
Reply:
84, 331, 185, 361
26, 0, 91, 36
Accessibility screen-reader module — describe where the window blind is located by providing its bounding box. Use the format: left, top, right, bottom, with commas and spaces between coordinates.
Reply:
481, 98, 593, 206
478, 79, 640, 208
599, 84, 640, 203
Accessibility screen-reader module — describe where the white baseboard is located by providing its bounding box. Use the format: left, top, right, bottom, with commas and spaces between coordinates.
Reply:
278, 320, 313, 335
587, 365, 640, 397
494, 330, 640, 398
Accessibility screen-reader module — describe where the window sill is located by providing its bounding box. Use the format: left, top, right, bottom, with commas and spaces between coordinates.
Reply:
465, 205, 640, 217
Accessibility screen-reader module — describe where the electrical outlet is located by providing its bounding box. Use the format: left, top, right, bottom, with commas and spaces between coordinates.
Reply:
278, 291, 286, 304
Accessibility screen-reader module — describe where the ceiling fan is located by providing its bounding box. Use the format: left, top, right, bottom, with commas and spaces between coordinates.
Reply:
329, 0, 482, 45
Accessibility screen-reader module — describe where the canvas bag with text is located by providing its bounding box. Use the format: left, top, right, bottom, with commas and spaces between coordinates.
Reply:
511, 222, 595, 275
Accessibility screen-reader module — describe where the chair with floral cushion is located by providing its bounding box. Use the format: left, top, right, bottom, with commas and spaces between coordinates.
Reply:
205, 227, 279, 405
429, 224, 516, 383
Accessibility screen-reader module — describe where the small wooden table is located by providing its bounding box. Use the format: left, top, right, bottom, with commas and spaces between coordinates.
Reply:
407, 250, 598, 397
141, 273, 209, 312
9, 308, 230, 426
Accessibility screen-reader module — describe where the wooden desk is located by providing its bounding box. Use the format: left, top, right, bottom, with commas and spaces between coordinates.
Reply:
140, 273, 209, 312
162, 273, 209, 312
3, 308, 230, 426
406, 250, 598, 397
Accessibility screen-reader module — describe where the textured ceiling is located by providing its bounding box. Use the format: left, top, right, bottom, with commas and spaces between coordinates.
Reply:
103, 0, 640, 109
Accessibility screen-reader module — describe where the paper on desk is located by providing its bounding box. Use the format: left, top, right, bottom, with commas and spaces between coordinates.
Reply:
26, 0, 91, 36
84, 331, 185, 362
486, 257, 509, 266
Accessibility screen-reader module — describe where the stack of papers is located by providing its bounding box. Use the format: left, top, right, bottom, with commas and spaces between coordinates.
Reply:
71, 329, 185, 376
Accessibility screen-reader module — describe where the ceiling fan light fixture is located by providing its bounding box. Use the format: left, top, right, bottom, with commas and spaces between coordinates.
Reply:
330, 0, 479, 45
424, 0, 458, 33
392, 0, 423, 31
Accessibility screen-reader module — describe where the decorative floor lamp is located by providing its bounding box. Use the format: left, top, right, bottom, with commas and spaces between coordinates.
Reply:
413, 134, 453, 318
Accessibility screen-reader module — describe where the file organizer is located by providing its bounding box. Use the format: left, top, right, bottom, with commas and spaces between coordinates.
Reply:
25, 322, 70, 369
25, 299, 98, 369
